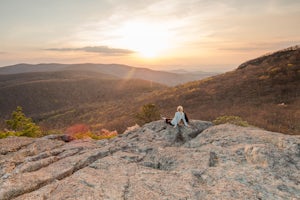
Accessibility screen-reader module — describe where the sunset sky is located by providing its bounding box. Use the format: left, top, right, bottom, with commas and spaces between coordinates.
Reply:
0, 0, 299, 72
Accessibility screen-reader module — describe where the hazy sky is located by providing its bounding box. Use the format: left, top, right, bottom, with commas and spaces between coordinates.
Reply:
0, 0, 299, 71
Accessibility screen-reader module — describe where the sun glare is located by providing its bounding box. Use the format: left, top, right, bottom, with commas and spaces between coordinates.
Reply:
116, 21, 171, 58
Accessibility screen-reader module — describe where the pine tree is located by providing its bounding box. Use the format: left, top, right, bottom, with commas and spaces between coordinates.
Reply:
136, 103, 161, 125
6, 106, 42, 137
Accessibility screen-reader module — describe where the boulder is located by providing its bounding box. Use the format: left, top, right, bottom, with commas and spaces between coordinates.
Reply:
0, 120, 299, 200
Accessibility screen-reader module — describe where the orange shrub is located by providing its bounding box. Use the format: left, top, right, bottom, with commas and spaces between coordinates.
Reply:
65, 124, 91, 139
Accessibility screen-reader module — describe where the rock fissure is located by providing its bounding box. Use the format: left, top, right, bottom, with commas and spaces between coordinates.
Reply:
122, 177, 131, 200
208, 152, 218, 167
0, 145, 111, 199
0, 140, 36, 155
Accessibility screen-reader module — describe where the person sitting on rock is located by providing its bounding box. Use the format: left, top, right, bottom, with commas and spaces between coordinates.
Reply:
162, 105, 189, 128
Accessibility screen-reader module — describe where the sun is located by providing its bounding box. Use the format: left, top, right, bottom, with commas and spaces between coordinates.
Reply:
116, 21, 171, 58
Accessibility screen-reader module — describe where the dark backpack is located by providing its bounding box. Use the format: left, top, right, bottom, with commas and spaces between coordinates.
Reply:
184, 112, 189, 123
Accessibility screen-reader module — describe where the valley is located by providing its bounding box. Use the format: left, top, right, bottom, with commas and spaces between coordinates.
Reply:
0, 46, 299, 134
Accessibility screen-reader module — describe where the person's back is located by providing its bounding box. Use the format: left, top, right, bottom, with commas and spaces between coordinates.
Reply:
164, 105, 189, 128
171, 111, 188, 127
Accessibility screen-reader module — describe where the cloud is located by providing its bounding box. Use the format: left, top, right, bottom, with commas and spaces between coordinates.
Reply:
45, 46, 135, 56
218, 47, 269, 51
218, 41, 300, 52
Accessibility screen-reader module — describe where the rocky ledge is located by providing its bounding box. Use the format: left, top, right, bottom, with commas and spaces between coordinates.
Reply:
0, 120, 299, 200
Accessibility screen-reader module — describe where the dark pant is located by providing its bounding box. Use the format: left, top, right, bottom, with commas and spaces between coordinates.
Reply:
165, 118, 173, 125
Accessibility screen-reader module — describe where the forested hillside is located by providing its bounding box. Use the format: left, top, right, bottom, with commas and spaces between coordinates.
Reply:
0, 70, 166, 132
148, 46, 300, 134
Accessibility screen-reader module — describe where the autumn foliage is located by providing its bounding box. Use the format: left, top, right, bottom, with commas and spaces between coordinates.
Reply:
65, 124, 118, 140
65, 124, 90, 140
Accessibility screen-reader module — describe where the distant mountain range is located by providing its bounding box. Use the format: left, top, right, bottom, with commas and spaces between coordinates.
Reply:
0, 46, 299, 134
0, 63, 218, 86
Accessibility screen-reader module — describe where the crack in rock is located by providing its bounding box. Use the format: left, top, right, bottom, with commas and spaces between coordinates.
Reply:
0, 148, 110, 200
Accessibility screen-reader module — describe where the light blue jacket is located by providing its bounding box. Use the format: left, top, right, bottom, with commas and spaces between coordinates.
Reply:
171, 111, 188, 127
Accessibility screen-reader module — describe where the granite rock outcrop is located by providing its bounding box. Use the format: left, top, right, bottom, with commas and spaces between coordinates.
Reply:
0, 120, 299, 199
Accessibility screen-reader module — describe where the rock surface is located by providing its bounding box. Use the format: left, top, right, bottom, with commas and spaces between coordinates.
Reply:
0, 120, 299, 200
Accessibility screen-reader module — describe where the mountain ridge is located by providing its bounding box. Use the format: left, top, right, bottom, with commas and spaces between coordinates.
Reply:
238, 45, 299, 70
0, 63, 218, 86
